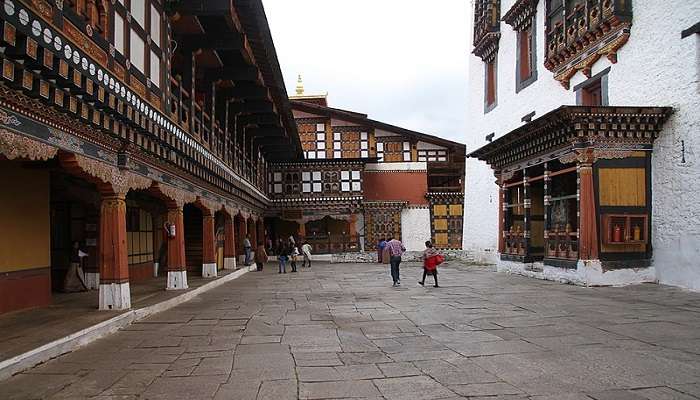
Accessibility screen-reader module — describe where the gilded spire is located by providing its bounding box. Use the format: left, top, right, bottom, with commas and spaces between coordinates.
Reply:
295, 74, 304, 96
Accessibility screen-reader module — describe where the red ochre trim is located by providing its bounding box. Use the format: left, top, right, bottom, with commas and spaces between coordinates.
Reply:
0, 267, 51, 315
363, 171, 429, 205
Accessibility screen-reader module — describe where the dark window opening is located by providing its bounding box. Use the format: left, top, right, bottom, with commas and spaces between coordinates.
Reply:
519, 28, 532, 80
485, 61, 497, 109
581, 80, 602, 106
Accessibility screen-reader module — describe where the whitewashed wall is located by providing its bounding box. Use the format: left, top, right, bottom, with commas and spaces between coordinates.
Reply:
401, 207, 431, 251
464, 0, 700, 289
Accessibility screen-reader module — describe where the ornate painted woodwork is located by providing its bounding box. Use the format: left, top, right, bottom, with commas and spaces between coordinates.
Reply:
363, 201, 405, 250
544, 0, 633, 89
471, 105, 671, 269
503, 0, 539, 31
473, 0, 501, 63
426, 192, 464, 250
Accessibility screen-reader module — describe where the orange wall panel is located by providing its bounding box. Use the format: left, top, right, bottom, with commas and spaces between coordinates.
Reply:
0, 161, 50, 273
363, 171, 428, 205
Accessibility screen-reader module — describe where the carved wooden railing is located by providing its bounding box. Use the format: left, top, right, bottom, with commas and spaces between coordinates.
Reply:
503, 230, 526, 256
545, 230, 578, 260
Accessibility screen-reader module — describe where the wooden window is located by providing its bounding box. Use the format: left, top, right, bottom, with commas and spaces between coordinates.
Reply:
150, 49, 160, 88
581, 80, 602, 106
376, 142, 384, 162
130, 28, 145, 72
114, 12, 125, 54
341, 170, 361, 192
131, 1, 146, 28
312, 171, 323, 192
126, 208, 153, 265
402, 141, 411, 161
518, 28, 532, 81
418, 149, 448, 162
150, 4, 161, 48
360, 132, 369, 158
598, 168, 646, 206
485, 61, 497, 108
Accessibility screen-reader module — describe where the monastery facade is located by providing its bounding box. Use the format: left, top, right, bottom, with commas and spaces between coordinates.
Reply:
464, 0, 700, 289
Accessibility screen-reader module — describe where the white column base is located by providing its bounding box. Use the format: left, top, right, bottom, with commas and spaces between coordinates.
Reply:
98, 282, 131, 310
167, 270, 188, 290
202, 263, 217, 278
84, 272, 100, 290
153, 262, 160, 278
224, 257, 236, 270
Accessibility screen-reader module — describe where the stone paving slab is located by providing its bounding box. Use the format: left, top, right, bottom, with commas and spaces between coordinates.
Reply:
2, 262, 700, 399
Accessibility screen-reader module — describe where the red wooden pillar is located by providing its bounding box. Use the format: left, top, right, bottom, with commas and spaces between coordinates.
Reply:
202, 213, 217, 278
497, 182, 505, 253
98, 194, 130, 310
579, 151, 599, 260
249, 218, 258, 249
224, 214, 236, 269
166, 206, 188, 289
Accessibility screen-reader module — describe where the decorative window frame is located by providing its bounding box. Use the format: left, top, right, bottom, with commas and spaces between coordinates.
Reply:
543, 0, 633, 89
574, 66, 610, 106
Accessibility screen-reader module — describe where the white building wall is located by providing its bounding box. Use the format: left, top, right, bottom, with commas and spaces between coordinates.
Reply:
464, 0, 700, 289
401, 207, 431, 252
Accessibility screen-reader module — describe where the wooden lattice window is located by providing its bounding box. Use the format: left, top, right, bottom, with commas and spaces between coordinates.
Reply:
126, 207, 154, 265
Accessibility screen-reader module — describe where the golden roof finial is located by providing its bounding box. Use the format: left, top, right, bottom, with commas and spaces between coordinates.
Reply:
295, 74, 304, 96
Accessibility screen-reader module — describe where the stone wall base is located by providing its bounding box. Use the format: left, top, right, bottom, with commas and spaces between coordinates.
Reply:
98, 282, 131, 310
202, 263, 217, 278
167, 270, 188, 290
497, 258, 657, 287
224, 257, 236, 270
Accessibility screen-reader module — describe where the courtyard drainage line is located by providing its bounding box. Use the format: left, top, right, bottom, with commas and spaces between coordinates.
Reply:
0, 266, 254, 381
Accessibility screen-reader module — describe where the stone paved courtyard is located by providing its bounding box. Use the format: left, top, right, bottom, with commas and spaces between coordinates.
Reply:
2, 261, 700, 399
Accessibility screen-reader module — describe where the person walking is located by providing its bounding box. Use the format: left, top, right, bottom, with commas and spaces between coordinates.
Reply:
386, 236, 406, 287
290, 241, 299, 272
301, 242, 312, 268
377, 238, 387, 263
243, 234, 252, 266
276, 239, 288, 274
255, 243, 268, 271
419, 240, 441, 287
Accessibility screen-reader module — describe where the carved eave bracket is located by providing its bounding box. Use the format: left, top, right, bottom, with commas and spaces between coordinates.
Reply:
473, 0, 501, 63
502, 0, 539, 31
544, 0, 632, 89
0, 129, 58, 161
473, 33, 501, 63
156, 183, 197, 209
74, 154, 152, 195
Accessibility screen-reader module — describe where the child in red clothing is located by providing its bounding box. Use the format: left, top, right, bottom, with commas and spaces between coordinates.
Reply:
419, 241, 442, 287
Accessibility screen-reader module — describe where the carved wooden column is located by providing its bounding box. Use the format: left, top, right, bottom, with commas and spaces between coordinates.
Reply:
578, 150, 599, 260
223, 214, 236, 269
523, 168, 532, 260
543, 163, 552, 257
98, 193, 130, 310
166, 206, 188, 289
497, 177, 505, 254
202, 212, 217, 278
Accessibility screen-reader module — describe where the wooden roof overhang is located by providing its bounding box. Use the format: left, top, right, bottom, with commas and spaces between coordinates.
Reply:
167, 0, 302, 161
468, 106, 673, 174
290, 100, 466, 153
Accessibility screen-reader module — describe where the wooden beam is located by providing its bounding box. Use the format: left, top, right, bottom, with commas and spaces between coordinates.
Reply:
166, 0, 230, 16
177, 33, 244, 51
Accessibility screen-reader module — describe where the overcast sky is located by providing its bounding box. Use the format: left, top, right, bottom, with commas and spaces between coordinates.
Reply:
263, 0, 470, 144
